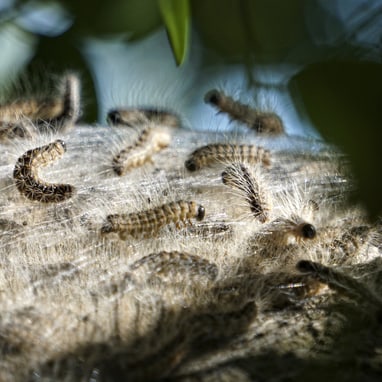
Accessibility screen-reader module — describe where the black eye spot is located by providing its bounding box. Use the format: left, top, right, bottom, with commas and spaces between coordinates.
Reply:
185, 159, 197, 171
197, 205, 205, 221
107, 110, 121, 125
301, 223, 316, 239
204, 89, 220, 105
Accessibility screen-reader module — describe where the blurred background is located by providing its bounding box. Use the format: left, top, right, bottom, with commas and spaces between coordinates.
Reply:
0, 0, 381, 215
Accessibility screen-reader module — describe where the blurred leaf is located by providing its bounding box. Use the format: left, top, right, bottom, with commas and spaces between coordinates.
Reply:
159, 0, 190, 65
192, 0, 309, 64
290, 61, 382, 219
64, 0, 162, 38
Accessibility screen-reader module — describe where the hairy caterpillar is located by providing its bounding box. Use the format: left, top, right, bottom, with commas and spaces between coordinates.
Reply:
45, 73, 81, 131
204, 89, 284, 135
222, 163, 270, 223
0, 73, 81, 140
1, 67, 382, 381
13, 139, 75, 203
130, 251, 219, 281
101, 200, 205, 239
110, 124, 172, 175
247, 218, 317, 262
185, 144, 271, 172
297, 260, 382, 308
107, 107, 181, 128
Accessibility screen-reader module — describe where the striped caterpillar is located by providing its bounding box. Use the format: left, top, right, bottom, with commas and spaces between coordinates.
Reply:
185, 144, 271, 172
222, 163, 270, 223
13, 139, 75, 203
204, 89, 284, 135
130, 251, 219, 281
0, 73, 81, 140
109, 122, 172, 176
107, 108, 181, 128
101, 200, 205, 239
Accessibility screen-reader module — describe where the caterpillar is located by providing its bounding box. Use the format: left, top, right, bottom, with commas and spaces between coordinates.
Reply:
204, 89, 284, 135
130, 251, 218, 281
111, 124, 171, 175
101, 200, 205, 239
0, 97, 63, 122
45, 72, 81, 131
13, 139, 75, 203
185, 144, 271, 172
269, 217, 317, 241
296, 260, 382, 308
0, 73, 81, 140
222, 163, 270, 223
107, 107, 181, 128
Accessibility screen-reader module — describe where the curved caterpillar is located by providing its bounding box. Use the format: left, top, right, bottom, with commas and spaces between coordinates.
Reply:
107, 107, 181, 128
204, 89, 284, 135
185, 143, 271, 172
13, 139, 75, 203
0, 73, 81, 140
46, 73, 81, 131
101, 200, 205, 239
222, 163, 270, 223
111, 125, 171, 176
130, 251, 218, 281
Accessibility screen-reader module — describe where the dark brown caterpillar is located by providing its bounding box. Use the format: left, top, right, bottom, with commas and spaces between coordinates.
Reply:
222, 163, 270, 223
112, 125, 171, 175
13, 139, 75, 203
101, 200, 205, 239
107, 107, 181, 128
185, 144, 271, 172
296, 260, 382, 308
204, 89, 284, 135
130, 251, 218, 281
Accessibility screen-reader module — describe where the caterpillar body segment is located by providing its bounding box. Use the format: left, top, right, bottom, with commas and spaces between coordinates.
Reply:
107, 107, 181, 128
0, 73, 81, 139
13, 139, 75, 203
185, 144, 271, 172
46, 73, 81, 131
0, 98, 63, 121
101, 200, 205, 239
222, 163, 270, 223
112, 125, 171, 175
130, 251, 219, 281
204, 89, 284, 135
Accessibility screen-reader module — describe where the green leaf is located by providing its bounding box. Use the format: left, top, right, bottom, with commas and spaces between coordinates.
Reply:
159, 0, 190, 65
64, 0, 162, 37
290, 61, 382, 220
